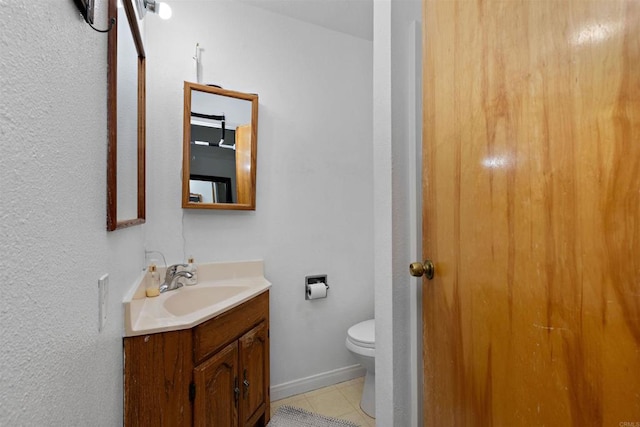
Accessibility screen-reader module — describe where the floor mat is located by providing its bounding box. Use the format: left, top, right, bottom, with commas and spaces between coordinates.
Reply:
267, 405, 360, 427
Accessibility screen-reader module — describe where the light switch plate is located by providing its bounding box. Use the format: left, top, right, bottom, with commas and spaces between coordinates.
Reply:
98, 274, 109, 332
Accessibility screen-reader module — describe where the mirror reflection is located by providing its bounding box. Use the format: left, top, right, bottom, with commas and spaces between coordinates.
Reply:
116, 2, 139, 220
107, 0, 146, 231
182, 82, 258, 210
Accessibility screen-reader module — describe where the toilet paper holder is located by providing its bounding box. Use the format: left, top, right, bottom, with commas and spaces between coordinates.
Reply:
305, 274, 329, 300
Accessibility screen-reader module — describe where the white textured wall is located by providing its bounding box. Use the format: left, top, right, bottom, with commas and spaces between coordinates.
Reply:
144, 1, 374, 390
0, 0, 145, 425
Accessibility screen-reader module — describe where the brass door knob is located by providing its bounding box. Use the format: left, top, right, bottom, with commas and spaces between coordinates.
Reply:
410, 260, 435, 279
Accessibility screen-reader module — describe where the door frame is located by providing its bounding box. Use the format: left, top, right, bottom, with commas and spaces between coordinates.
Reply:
372, 0, 423, 424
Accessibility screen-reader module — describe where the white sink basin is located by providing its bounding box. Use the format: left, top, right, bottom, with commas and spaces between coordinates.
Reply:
163, 285, 251, 316
123, 260, 271, 337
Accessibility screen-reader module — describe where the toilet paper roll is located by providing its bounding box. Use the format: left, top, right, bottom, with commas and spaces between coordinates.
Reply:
307, 283, 328, 299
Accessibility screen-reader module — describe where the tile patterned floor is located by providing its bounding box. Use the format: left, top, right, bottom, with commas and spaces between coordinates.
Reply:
270, 377, 375, 426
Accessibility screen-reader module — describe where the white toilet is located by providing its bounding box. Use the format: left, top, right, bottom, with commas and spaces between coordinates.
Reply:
345, 319, 375, 418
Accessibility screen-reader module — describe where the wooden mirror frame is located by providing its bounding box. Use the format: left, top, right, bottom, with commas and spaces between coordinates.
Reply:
182, 82, 258, 210
107, 0, 146, 231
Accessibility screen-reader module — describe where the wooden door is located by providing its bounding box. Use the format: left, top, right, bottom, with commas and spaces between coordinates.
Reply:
239, 322, 268, 426
194, 341, 239, 427
422, 1, 640, 425
235, 124, 253, 205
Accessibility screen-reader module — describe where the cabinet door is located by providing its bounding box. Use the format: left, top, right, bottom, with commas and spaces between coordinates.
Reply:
194, 341, 239, 427
239, 322, 268, 425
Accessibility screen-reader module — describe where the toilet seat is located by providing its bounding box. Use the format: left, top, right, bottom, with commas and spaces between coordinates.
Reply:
347, 319, 375, 349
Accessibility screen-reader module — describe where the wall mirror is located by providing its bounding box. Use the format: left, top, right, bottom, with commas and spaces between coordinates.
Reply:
182, 82, 258, 210
107, 0, 146, 231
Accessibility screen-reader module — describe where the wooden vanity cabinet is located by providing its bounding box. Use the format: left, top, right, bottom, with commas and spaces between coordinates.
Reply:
124, 291, 270, 427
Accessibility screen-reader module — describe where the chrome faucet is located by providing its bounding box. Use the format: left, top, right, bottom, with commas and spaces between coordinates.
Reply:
159, 264, 194, 293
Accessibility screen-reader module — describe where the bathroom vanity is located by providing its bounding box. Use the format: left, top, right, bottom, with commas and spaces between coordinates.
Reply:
122, 261, 271, 426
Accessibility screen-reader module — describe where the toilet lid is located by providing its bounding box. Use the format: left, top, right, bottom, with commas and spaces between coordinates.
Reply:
347, 319, 375, 349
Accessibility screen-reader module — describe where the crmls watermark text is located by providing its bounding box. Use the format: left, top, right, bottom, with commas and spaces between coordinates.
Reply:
620, 422, 640, 427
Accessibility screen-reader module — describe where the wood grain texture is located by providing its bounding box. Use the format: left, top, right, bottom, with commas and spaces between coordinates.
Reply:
107, 0, 146, 231
106, 0, 117, 230
182, 82, 258, 210
193, 291, 269, 365
194, 341, 239, 427
137, 56, 146, 222
236, 124, 253, 206
422, 1, 640, 425
182, 81, 193, 209
124, 330, 193, 426
240, 322, 268, 426
124, 292, 270, 426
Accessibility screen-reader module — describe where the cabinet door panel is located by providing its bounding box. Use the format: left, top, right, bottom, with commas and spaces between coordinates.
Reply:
239, 322, 268, 425
194, 341, 239, 427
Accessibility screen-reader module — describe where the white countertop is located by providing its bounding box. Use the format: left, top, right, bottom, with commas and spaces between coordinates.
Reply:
123, 260, 271, 337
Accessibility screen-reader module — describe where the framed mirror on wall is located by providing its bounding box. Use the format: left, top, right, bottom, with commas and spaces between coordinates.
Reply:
182, 82, 259, 210
107, 0, 146, 231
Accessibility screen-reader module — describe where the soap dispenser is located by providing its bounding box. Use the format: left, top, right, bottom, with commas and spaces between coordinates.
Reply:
145, 264, 160, 297
185, 257, 198, 286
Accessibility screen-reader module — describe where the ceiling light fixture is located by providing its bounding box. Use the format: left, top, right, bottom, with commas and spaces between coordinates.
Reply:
191, 112, 235, 150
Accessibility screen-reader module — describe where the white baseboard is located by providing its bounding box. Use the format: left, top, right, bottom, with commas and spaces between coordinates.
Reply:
270, 364, 366, 401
